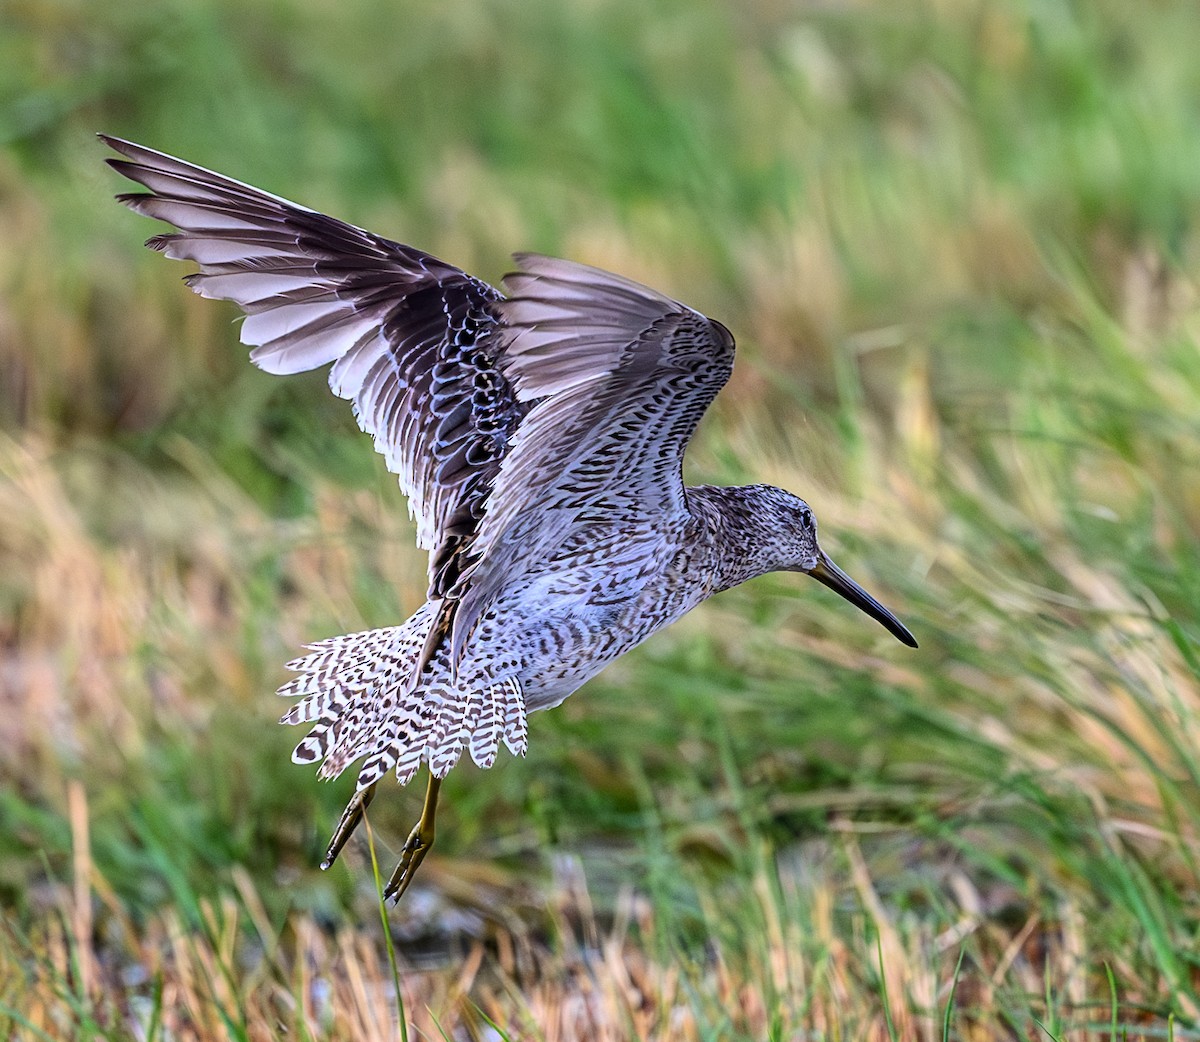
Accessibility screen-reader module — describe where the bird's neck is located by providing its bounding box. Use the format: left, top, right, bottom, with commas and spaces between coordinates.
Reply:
686, 484, 791, 595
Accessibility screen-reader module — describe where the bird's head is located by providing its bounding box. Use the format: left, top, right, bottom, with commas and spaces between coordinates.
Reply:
719, 485, 918, 648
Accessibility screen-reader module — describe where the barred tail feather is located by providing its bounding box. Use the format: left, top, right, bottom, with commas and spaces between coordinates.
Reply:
277, 603, 527, 789
468, 683, 503, 769
426, 688, 478, 778
422, 677, 527, 776
278, 626, 410, 722
501, 677, 528, 756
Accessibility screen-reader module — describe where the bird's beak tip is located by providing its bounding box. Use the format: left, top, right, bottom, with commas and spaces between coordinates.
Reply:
808, 552, 917, 648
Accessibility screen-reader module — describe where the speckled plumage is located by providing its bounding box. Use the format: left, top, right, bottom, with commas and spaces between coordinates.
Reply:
105, 135, 916, 888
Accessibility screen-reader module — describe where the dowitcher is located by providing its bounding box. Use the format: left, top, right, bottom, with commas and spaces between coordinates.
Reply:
104, 136, 917, 900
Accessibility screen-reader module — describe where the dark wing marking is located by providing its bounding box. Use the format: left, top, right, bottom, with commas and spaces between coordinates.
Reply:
102, 135, 526, 595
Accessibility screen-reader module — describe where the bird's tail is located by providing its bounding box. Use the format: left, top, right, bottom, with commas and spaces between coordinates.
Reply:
277, 604, 527, 791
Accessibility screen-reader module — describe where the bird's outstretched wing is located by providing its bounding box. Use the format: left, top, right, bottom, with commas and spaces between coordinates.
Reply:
102, 135, 524, 598
104, 138, 735, 668
450, 253, 735, 661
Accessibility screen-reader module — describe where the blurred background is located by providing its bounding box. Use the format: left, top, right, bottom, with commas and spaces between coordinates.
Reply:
3, 0, 1200, 1038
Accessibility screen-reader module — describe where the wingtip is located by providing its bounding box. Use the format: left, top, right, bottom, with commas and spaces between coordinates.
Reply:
98, 134, 171, 167
98, 132, 130, 153
99, 135, 151, 168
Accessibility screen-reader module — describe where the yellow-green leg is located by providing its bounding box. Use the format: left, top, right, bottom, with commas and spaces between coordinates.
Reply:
321, 782, 377, 871
383, 772, 442, 903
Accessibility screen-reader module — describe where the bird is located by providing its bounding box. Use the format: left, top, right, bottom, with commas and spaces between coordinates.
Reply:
102, 134, 917, 901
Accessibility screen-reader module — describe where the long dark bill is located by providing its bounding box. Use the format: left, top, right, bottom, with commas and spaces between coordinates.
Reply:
808, 552, 918, 648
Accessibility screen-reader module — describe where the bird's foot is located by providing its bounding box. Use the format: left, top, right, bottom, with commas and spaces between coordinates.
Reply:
382, 773, 442, 903
322, 783, 376, 870
383, 818, 436, 902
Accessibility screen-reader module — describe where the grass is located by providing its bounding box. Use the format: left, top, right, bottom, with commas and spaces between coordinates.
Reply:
3, 0, 1200, 1037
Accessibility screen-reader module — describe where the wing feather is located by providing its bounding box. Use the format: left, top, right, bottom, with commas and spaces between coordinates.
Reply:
103, 136, 525, 584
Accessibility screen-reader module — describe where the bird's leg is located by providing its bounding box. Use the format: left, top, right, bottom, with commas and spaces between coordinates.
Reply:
322, 782, 377, 870
383, 772, 442, 903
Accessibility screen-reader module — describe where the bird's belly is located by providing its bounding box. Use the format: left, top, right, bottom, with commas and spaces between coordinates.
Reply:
498, 574, 702, 713
517, 610, 639, 712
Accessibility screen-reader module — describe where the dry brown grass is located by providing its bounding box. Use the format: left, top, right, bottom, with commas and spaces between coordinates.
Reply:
5, 782, 1157, 1042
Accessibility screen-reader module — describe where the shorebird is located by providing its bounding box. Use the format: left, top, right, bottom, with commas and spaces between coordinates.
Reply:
103, 135, 917, 901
